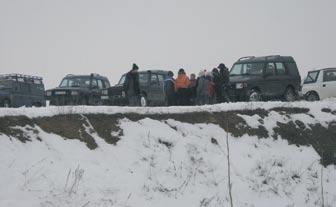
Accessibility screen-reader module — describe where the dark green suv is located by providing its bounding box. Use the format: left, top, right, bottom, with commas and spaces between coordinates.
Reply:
101, 70, 169, 106
229, 55, 301, 102
46, 73, 110, 106
0, 74, 45, 107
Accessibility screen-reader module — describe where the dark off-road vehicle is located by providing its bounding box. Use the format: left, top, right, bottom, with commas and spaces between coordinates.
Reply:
229, 55, 301, 102
101, 70, 169, 106
46, 73, 110, 106
0, 74, 45, 107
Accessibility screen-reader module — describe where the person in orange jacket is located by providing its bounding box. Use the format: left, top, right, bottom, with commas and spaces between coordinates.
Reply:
175, 68, 190, 105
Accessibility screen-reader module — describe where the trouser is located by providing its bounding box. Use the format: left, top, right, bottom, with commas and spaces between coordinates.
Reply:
128, 95, 139, 106
176, 88, 189, 106
197, 95, 210, 105
165, 94, 176, 106
215, 88, 223, 103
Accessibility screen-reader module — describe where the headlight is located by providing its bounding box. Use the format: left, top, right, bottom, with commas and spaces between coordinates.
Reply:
46, 91, 52, 96
102, 89, 108, 95
236, 82, 247, 89
71, 91, 79, 96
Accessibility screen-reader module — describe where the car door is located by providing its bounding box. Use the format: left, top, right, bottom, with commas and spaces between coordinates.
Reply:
148, 73, 161, 104
156, 74, 166, 104
319, 69, 336, 99
262, 62, 281, 98
275, 62, 290, 96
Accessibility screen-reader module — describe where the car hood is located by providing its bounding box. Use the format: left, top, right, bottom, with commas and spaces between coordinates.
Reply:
0, 89, 10, 95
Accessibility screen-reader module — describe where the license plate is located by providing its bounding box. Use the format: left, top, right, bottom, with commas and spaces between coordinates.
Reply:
101, 96, 109, 100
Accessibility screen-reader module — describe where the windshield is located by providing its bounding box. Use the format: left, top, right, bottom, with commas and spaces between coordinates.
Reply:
118, 75, 126, 85
59, 77, 91, 88
230, 63, 265, 76
304, 71, 320, 84
0, 80, 13, 89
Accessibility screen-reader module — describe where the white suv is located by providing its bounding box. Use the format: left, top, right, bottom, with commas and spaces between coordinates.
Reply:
302, 68, 336, 101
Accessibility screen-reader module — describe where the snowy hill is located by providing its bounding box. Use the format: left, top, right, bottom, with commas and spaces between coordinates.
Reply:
0, 100, 336, 207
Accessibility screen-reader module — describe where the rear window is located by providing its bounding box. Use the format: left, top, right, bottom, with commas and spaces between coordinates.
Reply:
323, 69, 336, 82
304, 71, 320, 84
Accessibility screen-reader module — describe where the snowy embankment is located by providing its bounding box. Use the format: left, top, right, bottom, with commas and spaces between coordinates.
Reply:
0, 100, 336, 207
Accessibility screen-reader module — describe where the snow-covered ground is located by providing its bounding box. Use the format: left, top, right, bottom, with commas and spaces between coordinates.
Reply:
0, 99, 336, 118
0, 100, 336, 207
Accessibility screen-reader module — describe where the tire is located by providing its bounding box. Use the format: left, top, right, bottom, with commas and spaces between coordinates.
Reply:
3, 99, 11, 108
248, 90, 261, 102
284, 87, 296, 102
140, 95, 148, 107
306, 92, 320, 102
33, 102, 42, 107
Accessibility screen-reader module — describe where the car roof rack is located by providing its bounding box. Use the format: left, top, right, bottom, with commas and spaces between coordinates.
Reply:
0, 73, 43, 80
237, 56, 255, 61
265, 55, 281, 60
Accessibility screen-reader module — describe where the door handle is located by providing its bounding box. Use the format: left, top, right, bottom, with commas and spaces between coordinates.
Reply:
323, 84, 326, 87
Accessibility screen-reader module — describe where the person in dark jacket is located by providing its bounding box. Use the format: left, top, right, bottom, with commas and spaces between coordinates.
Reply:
218, 63, 230, 102
212, 68, 224, 103
123, 63, 140, 106
164, 71, 176, 106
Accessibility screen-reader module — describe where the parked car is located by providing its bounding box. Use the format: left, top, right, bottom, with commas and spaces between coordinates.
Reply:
46, 73, 110, 106
228, 55, 301, 102
301, 68, 336, 101
0, 74, 45, 107
101, 70, 169, 106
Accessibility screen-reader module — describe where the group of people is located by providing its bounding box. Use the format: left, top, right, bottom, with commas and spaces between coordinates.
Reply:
164, 63, 230, 106
123, 63, 230, 106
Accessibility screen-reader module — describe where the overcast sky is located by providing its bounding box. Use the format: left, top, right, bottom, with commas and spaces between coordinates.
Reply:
1, 0, 335, 88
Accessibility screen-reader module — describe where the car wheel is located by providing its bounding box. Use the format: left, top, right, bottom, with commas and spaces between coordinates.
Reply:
33, 102, 42, 107
140, 95, 148, 107
284, 87, 296, 102
3, 99, 11, 108
248, 90, 261, 102
306, 92, 320, 102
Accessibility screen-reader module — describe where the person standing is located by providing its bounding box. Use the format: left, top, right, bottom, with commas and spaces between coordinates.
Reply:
175, 68, 190, 106
196, 70, 209, 105
206, 71, 215, 104
164, 71, 176, 106
188, 73, 197, 105
212, 68, 223, 103
218, 63, 230, 102
123, 63, 140, 106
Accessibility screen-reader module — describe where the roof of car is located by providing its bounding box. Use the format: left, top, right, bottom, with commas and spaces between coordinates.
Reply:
235, 55, 296, 64
64, 73, 108, 80
308, 68, 336, 72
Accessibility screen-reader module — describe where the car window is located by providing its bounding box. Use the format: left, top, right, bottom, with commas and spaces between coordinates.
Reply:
276, 62, 286, 75
60, 79, 68, 87
91, 79, 98, 88
151, 74, 159, 85
97, 79, 104, 89
230, 64, 242, 75
323, 70, 336, 82
118, 75, 126, 85
157, 74, 165, 83
139, 73, 148, 86
266, 63, 276, 76
230, 63, 264, 75
104, 81, 110, 88
304, 71, 320, 84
